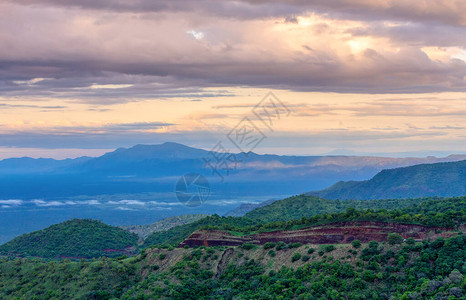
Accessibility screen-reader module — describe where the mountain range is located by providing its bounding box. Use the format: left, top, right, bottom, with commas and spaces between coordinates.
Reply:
311, 159, 466, 200
1, 142, 465, 199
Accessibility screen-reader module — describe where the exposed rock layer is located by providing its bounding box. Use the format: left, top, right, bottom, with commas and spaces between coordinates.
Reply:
179, 221, 453, 247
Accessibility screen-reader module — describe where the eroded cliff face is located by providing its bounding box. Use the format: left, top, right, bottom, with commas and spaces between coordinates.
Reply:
179, 221, 453, 247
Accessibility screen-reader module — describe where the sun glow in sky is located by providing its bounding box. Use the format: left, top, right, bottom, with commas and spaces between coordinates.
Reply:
1, 0, 465, 158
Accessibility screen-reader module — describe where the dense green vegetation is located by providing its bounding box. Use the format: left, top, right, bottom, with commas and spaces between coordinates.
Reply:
0, 256, 141, 299
1, 235, 463, 299
312, 159, 466, 200
217, 196, 466, 236
244, 195, 440, 223
0, 219, 138, 259
145, 196, 466, 246
124, 235, 465, 299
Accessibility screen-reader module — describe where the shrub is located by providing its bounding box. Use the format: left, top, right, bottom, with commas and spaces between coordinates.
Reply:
405, 238, 415, 245
301, 255, 310, 262
291, 252, 301, 262
323, 245, 336, 253
268, 250, 276, 257
307, 248, 315, 254
348, 249, 357, 255
159, 253, 166, 260
352, 240, 362, 249
151, 265, 160, 271
263, 242, 276, 250
276, 241, 287, 251
288, 243, 303, 249
385, 250, 395, 259
368, 241, 379, 249
240, 243, 256, 250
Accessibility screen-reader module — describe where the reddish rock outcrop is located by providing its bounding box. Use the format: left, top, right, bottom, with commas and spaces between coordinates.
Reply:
179, 221, 453, 247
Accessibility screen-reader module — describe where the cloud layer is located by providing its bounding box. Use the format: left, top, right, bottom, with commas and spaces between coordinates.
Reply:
0, 0, 464, 101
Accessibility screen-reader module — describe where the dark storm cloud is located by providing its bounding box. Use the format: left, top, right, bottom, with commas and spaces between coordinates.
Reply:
8, 0, 466, 25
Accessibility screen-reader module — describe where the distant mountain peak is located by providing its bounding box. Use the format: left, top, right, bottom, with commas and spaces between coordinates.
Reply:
132, 142, 189, 149
92, 142, 209, 163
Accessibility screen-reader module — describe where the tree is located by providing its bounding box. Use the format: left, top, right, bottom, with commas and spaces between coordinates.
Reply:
387, 233, 403, 245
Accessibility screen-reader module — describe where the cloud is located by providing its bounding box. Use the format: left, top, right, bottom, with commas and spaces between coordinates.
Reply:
0, 103, 67, 110
0, 1, 463, 103
0, 199, 23, 206
115, 206, 136, 211
292, 99, 466, 118
430, 125, 465, 130
149, 201, 182, 206
82, 200, 100, 205
7, 1, 466, 25
107, 200, 146, 206
31, 199, 66, 207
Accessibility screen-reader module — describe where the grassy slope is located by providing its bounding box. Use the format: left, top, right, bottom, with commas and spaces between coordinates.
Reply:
0, 219, 139, 258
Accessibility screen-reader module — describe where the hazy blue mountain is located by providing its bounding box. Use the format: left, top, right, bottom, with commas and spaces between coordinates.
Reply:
310, 160, 466, 200
0, 156, 91, 174
0, 142, 466, 199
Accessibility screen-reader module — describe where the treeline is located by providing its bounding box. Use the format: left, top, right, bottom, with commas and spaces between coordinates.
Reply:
144, 196, 466, 246
243, 195, 460, 223
211, 198, 466, 236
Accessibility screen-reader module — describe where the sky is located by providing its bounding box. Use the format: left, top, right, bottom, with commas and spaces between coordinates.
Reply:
1, 0, 465, 159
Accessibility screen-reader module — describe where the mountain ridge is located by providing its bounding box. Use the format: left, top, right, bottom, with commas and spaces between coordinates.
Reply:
310, 159, 466, 199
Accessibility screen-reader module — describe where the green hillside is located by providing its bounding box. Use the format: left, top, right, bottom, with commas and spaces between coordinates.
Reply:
243, 195, 433, 223
0, 256, 141, 299
0, 219, 139, 259
1, 235, 464, 299
127, 235, 466, 299
311, 160, 466, 200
